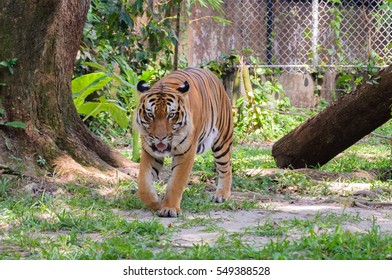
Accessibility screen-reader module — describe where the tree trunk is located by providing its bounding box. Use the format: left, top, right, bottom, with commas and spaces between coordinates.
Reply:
272, 65, 392, 169
0, 0, 137, 181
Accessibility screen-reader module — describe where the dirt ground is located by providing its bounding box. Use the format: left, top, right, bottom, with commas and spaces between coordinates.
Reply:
115, 177, 392, 248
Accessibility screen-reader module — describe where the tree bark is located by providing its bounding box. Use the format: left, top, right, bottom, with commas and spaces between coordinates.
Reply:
0, 0, 137, 181
272, 65, 392, 169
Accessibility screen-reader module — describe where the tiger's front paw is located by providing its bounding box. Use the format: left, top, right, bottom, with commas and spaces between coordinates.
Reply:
156, 207, 180, 218
212, 195, 225, 203
212, 189, 231, 203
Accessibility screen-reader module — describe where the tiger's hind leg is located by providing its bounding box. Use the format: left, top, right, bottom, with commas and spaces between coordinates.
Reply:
211, 141, 233, 203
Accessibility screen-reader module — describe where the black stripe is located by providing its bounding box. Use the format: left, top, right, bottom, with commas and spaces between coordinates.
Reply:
213, 139, 233, 154
215, 160, 229, 166
213, 104, 233, 148
171, 164, 179, 172
198, 128, 207, 143
152, 166, 159, 177
213, 127, 233, 152
212, 144, 222, 153
217, 168, 228, 174
214, 144, 231, 159
210, 101, 215, 131
197, 144, 205, 154
178, 134, 188, 145
174, 144, 192, 157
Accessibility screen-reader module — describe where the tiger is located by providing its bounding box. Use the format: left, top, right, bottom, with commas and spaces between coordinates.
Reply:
135, 67, 233, 217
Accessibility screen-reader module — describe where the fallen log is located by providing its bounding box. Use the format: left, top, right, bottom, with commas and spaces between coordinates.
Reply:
272, 65, 392, 168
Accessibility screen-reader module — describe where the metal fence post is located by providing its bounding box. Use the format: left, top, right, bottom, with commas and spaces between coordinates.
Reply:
266, 0, 274, 65
312, 0, 319, 67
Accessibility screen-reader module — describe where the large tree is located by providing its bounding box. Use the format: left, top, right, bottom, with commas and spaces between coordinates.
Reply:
0, 0, 137, 181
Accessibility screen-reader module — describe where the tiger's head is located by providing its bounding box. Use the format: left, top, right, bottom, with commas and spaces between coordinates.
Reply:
135, 80, 191, 157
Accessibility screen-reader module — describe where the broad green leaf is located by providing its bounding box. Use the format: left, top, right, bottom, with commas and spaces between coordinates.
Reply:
77, 102, 129, 129
72, 72, 110, 95
2, 121, 26, 129
82, 62, 107, 72
72, 72, 112, 107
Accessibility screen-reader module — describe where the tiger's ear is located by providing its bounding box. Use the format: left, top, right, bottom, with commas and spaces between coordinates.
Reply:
137, 81, 150, 93
177, 81, 189, 93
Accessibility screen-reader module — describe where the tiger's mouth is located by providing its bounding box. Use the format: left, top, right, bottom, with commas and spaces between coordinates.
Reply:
152, 143, 172, 153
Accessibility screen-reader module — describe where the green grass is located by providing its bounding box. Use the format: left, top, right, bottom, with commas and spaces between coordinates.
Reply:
170, 226, 392, 260
0, 189, 390, 259
244, 212, 363, 238
321, 123, 391, 174
0, 122, 391, 260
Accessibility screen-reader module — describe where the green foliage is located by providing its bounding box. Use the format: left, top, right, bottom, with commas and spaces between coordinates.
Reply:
0, 122, 26, 129
0, 178, 12, 199
0, 58, 18, 75
79, 0, 227, 75
72, 73, 112, 105
71, 72, 129, 129
235, 74, 306, 141
0, 104, 27, 129
36, 156, 47, 167
203, 51, 240, 80
79, 0, 179, 73
186, 0, 224, 13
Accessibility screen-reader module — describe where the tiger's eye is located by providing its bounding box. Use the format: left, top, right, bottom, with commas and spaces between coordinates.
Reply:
168, 113, 175, 119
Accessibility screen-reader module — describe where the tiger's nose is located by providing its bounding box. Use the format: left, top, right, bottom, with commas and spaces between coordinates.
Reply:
155, 134, 167, 141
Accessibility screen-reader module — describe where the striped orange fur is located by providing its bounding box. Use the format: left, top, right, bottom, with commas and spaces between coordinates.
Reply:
135, 67, 233, 217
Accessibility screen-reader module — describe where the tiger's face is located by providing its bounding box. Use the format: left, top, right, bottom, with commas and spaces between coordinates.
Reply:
135, 80, 191, 157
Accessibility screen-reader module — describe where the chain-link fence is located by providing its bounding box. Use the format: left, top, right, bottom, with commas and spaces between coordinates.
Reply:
222, 0, 392, 72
